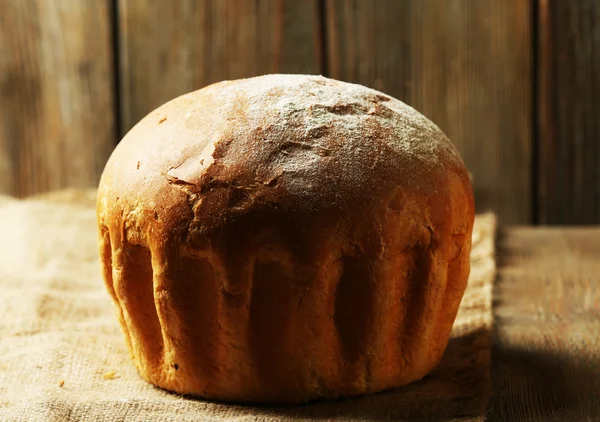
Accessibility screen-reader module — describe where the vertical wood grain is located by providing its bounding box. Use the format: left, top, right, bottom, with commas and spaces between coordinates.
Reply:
118, 0, 322, 135
326, 0, 532, 224
0, 0, 116, 197
537, 0, 600, 224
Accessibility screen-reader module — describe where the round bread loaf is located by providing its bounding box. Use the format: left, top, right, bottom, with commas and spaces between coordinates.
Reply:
97, 74, 475, 404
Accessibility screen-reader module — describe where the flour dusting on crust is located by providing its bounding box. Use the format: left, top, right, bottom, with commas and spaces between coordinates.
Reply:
170, 74, 465, 212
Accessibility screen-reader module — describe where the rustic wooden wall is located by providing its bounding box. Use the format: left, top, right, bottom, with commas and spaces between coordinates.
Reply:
0, 0, 115, 197
117, 0, 322, 135
326, 0, 531, 224
537, 0, 600, 224
0, 0, 598, 224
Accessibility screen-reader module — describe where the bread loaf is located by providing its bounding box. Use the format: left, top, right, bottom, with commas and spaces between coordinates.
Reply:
97, 74, 475, 404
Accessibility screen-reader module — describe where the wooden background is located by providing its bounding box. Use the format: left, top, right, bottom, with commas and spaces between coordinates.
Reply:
0, 0, 598, 225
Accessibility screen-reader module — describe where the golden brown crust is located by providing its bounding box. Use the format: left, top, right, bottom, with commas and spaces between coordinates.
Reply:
97, 74, 475, 404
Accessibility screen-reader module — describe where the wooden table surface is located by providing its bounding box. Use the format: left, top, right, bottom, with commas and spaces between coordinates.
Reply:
490, 227, 600, 421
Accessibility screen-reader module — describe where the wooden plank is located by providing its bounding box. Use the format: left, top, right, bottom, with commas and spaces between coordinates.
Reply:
0, 0, 116, 197
491, 228, 600, 420
118, 0, 322, 135
537, 0, 600, 224
326, 0, 532, 224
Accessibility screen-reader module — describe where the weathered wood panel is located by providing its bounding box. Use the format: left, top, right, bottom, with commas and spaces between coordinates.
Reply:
326, 0, 532, 224
537, 0, 600, 224
0, 0, 116, 197
118, 0, 322, 135
491, 227, 600, 420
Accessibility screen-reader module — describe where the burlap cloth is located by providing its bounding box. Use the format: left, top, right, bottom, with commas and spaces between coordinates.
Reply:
0, 189, 496, 421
